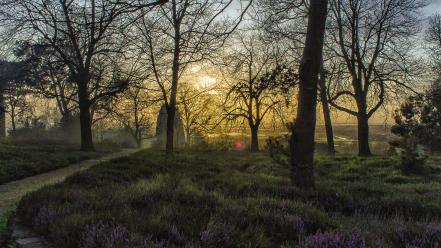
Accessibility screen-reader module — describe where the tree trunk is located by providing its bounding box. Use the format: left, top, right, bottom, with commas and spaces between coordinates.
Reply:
0, 92, 5, 137
135, 136, 142, 148
77, 80, 94, 151
250, 125, 259, 152
318, 67, 335, 156
357, 113, 371, 156
11, 108, 16, 132
166, 19, 181, 155
290, 0, 328, 189
166, 104, 176, 154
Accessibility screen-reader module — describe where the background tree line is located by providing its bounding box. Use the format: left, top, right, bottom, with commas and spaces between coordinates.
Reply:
0, 0, 438, 189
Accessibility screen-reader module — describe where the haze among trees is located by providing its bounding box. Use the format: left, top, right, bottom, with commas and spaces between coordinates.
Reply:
0, 0, 438, 184
1, 0, 441, 246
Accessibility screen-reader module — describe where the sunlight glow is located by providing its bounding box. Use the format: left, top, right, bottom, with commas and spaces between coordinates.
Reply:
195, 75, 218, 88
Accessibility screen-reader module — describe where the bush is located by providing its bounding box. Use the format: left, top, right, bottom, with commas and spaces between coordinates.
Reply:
396, 143, 428, 174
266, 135, 290, 167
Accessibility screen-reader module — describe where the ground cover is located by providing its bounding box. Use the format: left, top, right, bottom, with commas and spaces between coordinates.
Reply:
15, 150, 441, 247
0, 141, 113, 184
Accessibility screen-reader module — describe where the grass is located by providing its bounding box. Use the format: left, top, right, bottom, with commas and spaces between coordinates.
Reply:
14, 150, 441, 247
0, 212, 8, 245
0, 140, 111, 184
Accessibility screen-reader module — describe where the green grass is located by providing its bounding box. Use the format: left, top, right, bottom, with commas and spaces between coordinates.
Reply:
15, 150, 441, 247
0, 212, 8, 244
0, 141, 110, 184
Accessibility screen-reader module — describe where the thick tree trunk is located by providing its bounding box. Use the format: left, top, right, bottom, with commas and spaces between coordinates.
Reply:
77, 80, 94, 151
318, 68, 335, 156
250, 125, 259, 152
166, 20, 181, 155
166, 104, 176, 154
0, 92, 5, 137
290, 0, 328, 189
357, 113, 371, 156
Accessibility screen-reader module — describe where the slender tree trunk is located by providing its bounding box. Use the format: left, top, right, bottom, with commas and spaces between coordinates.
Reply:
290, 0, 328, 189
318, 67, 335, 156
185, 126, 191, 148
0, 92, 5, 137
11, 108, 16, 132
77, 79, 94, 151
250, 125, 259, 152
357, 112, 371, 156
135, 130, 142, 148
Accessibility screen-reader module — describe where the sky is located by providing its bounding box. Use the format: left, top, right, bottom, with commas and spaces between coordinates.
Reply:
425, 0, 441, 16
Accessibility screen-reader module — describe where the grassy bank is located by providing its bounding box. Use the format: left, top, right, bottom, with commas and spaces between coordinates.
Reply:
15, 150, 441, 247
0, 141, 111, 184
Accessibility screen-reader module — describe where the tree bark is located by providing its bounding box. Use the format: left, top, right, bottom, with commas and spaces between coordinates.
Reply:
290, 0, 328, 189
318, 67, 335, 156
165, 13, 181, 155
0, 92, 5, 137
166, 104, 176, 154
11, 107, 16, 132
135, 131, 142, 148
77, 79, 94, 151
250, 125, 259, 152
357, 113, 371, 156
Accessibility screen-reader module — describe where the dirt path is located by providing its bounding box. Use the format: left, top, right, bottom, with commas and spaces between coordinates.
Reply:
0, 148, 143, 214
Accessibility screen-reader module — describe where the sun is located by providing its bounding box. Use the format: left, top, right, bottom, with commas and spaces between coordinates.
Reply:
196, 75, 217, 88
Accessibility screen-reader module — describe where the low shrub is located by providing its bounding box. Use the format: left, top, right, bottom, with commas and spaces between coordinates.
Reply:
393, 224, 441, 248
300, 231, 366, 248
396, 143, 428, 175
14, 150, 441, 247
80, 222, 130, 248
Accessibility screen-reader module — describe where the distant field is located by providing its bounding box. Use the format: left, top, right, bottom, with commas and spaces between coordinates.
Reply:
207, 124, 395, 154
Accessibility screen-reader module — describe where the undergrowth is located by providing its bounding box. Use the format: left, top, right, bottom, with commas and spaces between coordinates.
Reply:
15, 150, 441, 247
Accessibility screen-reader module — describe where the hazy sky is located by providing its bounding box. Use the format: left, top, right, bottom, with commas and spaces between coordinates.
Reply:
425, 0, 441, 16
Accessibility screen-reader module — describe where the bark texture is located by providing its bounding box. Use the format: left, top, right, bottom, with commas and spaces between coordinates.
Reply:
0, 92, 5, 137
250, 125, 259, 152
78, 79, 94, 151
318, 67, 335, 155
290, 0, 328, 189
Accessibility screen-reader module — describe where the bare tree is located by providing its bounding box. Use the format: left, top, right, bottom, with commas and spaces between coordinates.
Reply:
326, 0, 425, 156
133, 0, 252, 154
0, 60, 29, 136
178, 82, 218, 147
256, 0, 337, 155
290, 0, 328, 189
15, 42, 78, 126
111, 82, 158, 147
5, 0, 166, 151
4, 82, 31, 132
222, 33, 296, 151
427, 13, 441, 78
